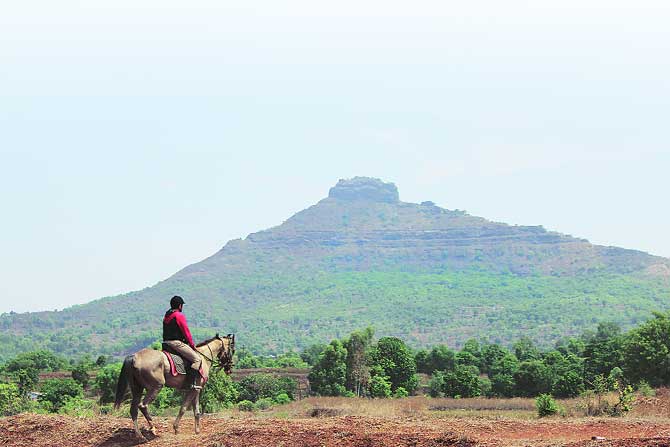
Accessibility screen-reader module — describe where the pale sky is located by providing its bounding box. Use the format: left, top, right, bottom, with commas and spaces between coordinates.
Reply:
1, 1, 669, 313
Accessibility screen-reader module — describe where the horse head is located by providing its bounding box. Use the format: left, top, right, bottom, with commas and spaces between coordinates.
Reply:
214, 333, 235, 374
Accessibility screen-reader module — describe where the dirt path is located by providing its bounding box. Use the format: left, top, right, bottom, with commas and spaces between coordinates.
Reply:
1, 414, 669, 447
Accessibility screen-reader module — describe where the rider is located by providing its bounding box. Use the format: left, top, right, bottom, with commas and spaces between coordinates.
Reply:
162, 295, 203, 389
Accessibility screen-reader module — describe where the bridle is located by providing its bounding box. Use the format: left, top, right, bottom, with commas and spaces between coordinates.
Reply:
198, 334, 234, 373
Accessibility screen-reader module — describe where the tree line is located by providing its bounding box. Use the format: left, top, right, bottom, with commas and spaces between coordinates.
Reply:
306, 310, 670, 399
0, 310, 668, 416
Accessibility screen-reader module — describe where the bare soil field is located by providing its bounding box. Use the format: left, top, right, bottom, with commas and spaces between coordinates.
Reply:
2, 393, 669, 447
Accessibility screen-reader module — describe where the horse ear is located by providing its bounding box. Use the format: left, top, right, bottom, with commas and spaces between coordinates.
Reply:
215, 332, 219, 338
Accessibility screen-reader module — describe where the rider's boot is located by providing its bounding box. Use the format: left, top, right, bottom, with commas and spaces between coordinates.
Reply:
188, 369, 202, 390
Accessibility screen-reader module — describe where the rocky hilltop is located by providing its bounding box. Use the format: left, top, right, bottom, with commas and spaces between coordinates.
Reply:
1, 177, 668, 359
186, 177, 666, 278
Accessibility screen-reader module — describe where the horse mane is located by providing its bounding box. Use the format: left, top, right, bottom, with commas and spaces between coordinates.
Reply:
196, 335, 220, 348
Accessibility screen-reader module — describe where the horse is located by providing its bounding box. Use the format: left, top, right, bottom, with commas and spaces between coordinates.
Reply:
114, 333, 235, 440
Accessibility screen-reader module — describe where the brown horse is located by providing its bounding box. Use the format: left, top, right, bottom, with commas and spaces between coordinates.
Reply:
114, 333, 235, 440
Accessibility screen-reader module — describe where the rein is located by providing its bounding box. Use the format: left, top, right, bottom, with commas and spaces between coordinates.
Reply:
197, 343, 217, 366
197, 339, 229, 370
194, 335, 234, 373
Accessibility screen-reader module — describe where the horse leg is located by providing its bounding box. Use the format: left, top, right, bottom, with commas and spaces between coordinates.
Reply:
173, 389, 196, 435
130, 385, 145, 441
192, 390, 202, 434
138, 384, 162, 436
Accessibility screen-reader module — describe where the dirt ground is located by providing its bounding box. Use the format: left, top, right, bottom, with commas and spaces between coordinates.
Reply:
1, 413, 669, 447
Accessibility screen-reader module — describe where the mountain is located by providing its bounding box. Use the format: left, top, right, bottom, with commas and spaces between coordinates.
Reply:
1, 177, 669, 361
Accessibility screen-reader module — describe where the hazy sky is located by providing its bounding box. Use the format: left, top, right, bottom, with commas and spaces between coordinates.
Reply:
1, 1, 669, 313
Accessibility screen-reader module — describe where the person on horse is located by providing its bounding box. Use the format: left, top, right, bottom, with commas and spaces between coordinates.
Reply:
163, 295, 204, 389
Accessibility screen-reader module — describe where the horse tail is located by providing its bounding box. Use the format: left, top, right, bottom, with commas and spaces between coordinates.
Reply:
114, 355, 134, 410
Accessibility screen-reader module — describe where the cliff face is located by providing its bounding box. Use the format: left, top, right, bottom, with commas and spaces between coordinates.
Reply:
1, 177, 668, 359
182, 177, 666, 278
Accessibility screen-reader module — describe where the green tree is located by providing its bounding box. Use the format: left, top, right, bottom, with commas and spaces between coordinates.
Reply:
236, 350, 263, 369
442, 364, 482, 398
308, 340, 348, 396
236, 373, 297, 402
583, 322, 624, 383
555, 337, 585, 357
39, 378, 83, 412
94, 362, 122, 404
12, 368, 39, 395
425, 345, 455, 374
552, 369, 584, 398
71, 360, 92, 388
414, 349, 430, 374
300, 343, 328, 367
344, 327, 374, 396
480, 344, 509, 375
513, 360, 552, 397
3, 350, 66, 373
369, 337, 418, 393
274, 351, 309, 368
623, 311, 670, 386
490, 373, 516, 397
0, 382, 28, 416
368, 374, 392, 398
429, 371, 445, 397
513, 337, 541, 362
200, 368, 239, 413
458, 339, 482, 368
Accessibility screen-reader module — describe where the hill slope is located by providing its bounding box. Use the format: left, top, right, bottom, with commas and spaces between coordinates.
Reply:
1, 177, 669, 360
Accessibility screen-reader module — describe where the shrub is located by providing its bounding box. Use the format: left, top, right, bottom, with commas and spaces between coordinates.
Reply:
2, 350, 67, 374
71, 366, 90, 388
536, 393, 559, 417
442, 365, 482, 398
59, 396, 95, 417
94, 363, 122, 404
369, 375, 392, 398
200, 368, 239, 413
429, 371, 445, 398
274, 392, 291, 405
255, 397, 274, 410
637, 380, 655, 397
393, 387, 409, 398
150, 387, 182, 411
237, 400, 255, 412
489, 373, 515, 397
609, 383, 635, 417
237, 373, 297, 402
39, 378, 83, 412
552, 370, 585, 398
0, 382, 28, 416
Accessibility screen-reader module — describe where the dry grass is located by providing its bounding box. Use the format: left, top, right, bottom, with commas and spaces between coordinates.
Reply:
262, 396, 538, 420
427, 397, 536, 411
264, 396, 429, 419
261, 389, 670, 421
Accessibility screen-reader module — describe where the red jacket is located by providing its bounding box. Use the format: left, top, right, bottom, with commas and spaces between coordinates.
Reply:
163, 309, 195, 348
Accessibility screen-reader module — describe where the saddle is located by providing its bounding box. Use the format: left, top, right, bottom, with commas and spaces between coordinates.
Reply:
162, 343, 191, 376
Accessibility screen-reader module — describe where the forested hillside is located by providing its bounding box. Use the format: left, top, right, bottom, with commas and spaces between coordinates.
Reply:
1, 177, 668, 360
